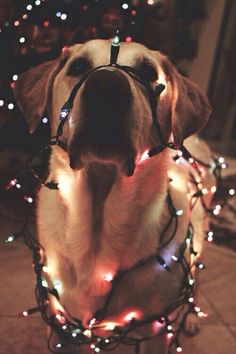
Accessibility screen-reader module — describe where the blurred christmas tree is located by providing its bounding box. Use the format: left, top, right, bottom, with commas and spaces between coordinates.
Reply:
0, 0, 206, 150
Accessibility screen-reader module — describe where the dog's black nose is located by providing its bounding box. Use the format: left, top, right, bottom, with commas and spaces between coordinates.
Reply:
81, 68, 132, 146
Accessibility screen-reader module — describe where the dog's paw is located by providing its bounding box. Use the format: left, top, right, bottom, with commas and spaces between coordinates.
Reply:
183, 313, 201, 337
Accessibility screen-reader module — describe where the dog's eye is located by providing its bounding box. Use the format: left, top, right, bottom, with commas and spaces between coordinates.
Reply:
67, 58, 91, 77
139, 62, 158, 82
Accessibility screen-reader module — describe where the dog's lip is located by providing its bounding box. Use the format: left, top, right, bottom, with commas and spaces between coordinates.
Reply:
69, 152, 136, 177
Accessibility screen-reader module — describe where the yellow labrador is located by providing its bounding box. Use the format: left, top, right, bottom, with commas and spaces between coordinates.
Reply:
14, 39, 212, 354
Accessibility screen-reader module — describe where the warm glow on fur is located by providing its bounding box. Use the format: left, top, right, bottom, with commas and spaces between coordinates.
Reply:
83, 329, 92, 338
57, 171, 73, 199
156, 70, 167, 97
42, 265, 50, 273
169, 172, 187, 192
50, 296, 65, 314
152, 320, 165, 334
103, 272, 114, 282
55, 313, 66, 324
122, 309, 142, 323
101, 321, 118, 331
137, 149, 150, 165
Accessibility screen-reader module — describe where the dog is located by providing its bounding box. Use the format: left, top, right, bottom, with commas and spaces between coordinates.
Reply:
14, 39, 213, 354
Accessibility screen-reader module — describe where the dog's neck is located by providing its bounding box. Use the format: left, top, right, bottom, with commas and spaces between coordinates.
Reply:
49, 146, 170, 268
86, 162, 117, 233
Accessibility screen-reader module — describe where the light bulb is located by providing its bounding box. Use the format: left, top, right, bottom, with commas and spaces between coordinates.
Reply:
8, 103, 14, 110
61, 13, 67, 21
12, 74, 18, 81
211, 186, 217, 193
189, 278, 195, 286
19, 37, 26, 43
103, 273, 113, 282
4, 235, 16, 243
122, 3, 129, 10
125, 36, 132, 43
42, 117, 48, 124
83, 329, 92, 337
176, 209, 184, 216
218, 157, 224, 164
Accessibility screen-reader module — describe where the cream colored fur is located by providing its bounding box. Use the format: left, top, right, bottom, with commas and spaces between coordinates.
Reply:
14, 40, 213, 354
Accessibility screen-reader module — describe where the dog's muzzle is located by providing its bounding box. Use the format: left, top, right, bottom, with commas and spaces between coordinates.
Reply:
78, 68, 132, 147
69, 67, 136, 174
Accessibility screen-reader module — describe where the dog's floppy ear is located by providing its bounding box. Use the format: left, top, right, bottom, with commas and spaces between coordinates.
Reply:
160, 56, 212, 146
14, 51, 70, 133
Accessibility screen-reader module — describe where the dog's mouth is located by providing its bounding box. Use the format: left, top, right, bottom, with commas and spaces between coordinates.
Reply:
69, 146, 137, 177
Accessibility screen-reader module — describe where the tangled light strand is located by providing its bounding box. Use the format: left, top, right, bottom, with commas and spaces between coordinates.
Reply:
4, 138, 234, 353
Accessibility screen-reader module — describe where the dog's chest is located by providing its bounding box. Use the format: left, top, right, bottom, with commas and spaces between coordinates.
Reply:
37, 147, 206, 328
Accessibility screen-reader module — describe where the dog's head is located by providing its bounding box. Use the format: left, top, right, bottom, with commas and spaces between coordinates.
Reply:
14, 39, 211, 175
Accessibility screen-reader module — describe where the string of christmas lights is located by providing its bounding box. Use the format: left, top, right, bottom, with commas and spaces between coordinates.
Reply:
3, 81, 235, 351
4, 139, 231, 353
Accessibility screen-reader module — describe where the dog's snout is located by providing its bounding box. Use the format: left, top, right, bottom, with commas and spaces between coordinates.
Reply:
81, 69, 132, 142
82, 68, 131, 109
69, 68, 135, 171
